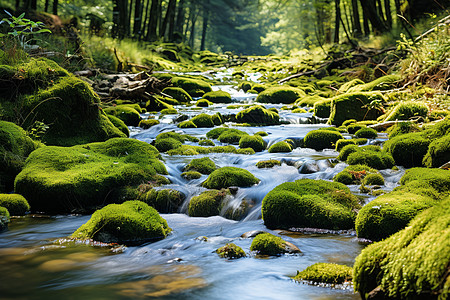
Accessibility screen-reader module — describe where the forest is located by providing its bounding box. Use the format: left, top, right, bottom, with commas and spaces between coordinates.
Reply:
0, 0, 449, 299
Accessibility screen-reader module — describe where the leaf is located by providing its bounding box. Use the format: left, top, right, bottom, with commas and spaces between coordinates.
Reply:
35, 29, 52, 34
18, 13, 25, 19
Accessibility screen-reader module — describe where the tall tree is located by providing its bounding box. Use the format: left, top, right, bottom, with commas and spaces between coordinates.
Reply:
358, 0, 388, 33
175, 0, 187, 36
334, 0, 341, 43
200, 0, 210, 51
351, 0, 362, 36
133, 0, 143, 36
146, 0, 160, 41
52, 0, 58, 15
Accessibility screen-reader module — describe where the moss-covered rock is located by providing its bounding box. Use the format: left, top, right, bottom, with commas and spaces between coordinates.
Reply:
268, 141, 292, 153
156, 131, 185, 143
0, 193, 30, 216
293, 263, 352, 284
162, 87, 193, 103
354, 127, 377, 139
0, 121, 38, 193
181, 171, 202, 180
346, 124, 365, 134
198, 139, 215, 146
256, 87, 305, 104
202, 90, 232, 104
155, 137, 182, 152
303, 129, 343, 150
353, 196, 450, 299
171, 77, 212, 97
383, 132, 430, 168
235, 105, 280, 125
399, 168, 450, 194
138, 188, 185, 213
0, 206, 9, 231
178, 120, 197, 128
423, 135, 450, 168
387, 121, 419, 138
216, 243, 246, 259
15, 138, 167, 213
190, 113, 215, 128
106, 114, 130, 137
383, 101, 429, 122
347, 150, 395, 170
250, 233, 300, 255
217, 128, 248, 144
72, 201, 171, 245
196, 99, 213, 107
361, 173, 384, 186
347, 75, 400, 93
333, 165, 379, 185
256, 159, 281, 168
139, 119, 160, 129
239, 135, 265, 152
313, 99, 332, 118
202, 167, 259, 189
184, 157, 217, 174
188, 189, 229, 217
103, 105, 142, 127
160, 108, 178, 115
262, 179, 360, 230
335, 139, 358, 151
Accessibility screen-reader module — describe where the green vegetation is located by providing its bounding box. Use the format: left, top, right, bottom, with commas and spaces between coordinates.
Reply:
361, 173, 384, 186
196, 99, 213, 107
138, 189, 185, 213
423, 135, 450, 168
293, 263, 352, 284
346, 150, 395, 170
155, 137, 182, 152
239, 135, 266, 152
171, 77, 212, 97
354, 127, 377, 139
250, 233, 298, 255
256, 160, 281, 168
72, 201, 171, 245
333, 165, 380, 185
184, 157, 217, 174
216, 243, 246, 259
188, 189, 229, 217
203, 90, 232, 103
303, 129, 343, 150
162, 87, 193, 103
139, 119, 160, 129
202, 167, 260, 189
384, 132, 431, 168
235, 105, 280, 125
268, 141, 292, 153
313, 99, 332, 118
107, 114, 130, 137
217, 128, 248, 144
383, 101, 429, 122
256, 87, 305, 104
191, 113, 215, 128
104, 105, 141, 126
0, 193, 30, 215
0, 206, 10, 231
181, 171, 202, 180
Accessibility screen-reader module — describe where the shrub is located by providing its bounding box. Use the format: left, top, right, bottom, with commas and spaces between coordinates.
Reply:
188, 189, 229, 217
202, 90, 232, 103
202, 167, 259, 189
216, 243, 246, 259
72, 201, 171, 245
256, 87, 305, 104
0, 193, 30, 215
184, 157, 217, 174
293, 263, 352, 284
303, 130, 343, 150
235, 105, 279, 125
268, 141, 292, 153
239, 135, 265, 152
355, 127, 377, 139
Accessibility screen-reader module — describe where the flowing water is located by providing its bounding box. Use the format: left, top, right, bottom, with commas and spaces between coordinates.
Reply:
0, 73, 404, 299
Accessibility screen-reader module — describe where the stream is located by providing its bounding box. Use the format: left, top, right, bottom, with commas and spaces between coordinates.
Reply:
0, 71, 405, 299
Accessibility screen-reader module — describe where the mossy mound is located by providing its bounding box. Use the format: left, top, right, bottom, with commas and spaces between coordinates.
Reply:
198, 139, 215, 146
295, 94, 325, 107
188, 189, 229, 217
362, 173, 384, 185
354, 127, 377, 139
178, 120, 197, 128
347, 75, 400, 92
72, 201, 171, 245
256, 87, 305, 104
313, 99, 332, 118
250, 233, 299, 256
303, 129, 343, 150
333, 165, 379, 185
347, 124, 366, 134
399, 168, 450, 194
216, 243, 246, 259
15, 138, 167, 213
156, 131, 185, 142
171, 77, 212, 97
347, 150, 395, 170
0, 193, 30, 216
423, 135, 450, 168
206, 127, 230, 139
293, 263, 352, 284
181, 171, 202, 180
338, 79, 365, 93
196, 99, 213, 107
190, 113, 215, 128
160, 108, 178, 115
139, 119, 160, 129
239, 135, 266, 152
353, 196, 450, 299
202, 90, 232, 104
262, 179, 360, 230
335, 138, 366, 151
217, 129, 248, 144
104, 105, 142, 127
138, 188, 185, 213
328, 92, 385, 126
383, 132, 430, 168
155, 137, 182, 152
268, 141, 292, 153
256, 160, 281, 168
106, 114, 130, 137
387, 121, 419, 138
0, 121, 38, 193
184, 157, 217, 175
202, 167, 259, 189
162, 87, 193, 103
0, 206, 9, 231
235, 105, 280, 125
383, 101, 429, 122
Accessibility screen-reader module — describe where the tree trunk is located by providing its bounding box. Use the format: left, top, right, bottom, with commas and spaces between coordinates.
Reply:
140, 0, 150, 40
133, 0, 142, 36
15, 0, 20, 11
200, 0, 209, 51
31, 0, 37, 10
188, 1, 199, 48
44, 0, 49, 12
146, 0, 159, 41
112, 0, 128, 39
175, 0, 186, 36
52, 0, 58, 15
359, 0, 388, 33
128, 0, 134, 34
351, 0, 362, 37
165, 0, 177, 40
384, 0, 392, 29
334, 0, 341, 43
363, 8, 370, 35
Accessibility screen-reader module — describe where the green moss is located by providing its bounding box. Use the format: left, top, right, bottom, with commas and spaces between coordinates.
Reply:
423, 135, 450, 168
354, 127, 377, 139
0, 206, 10, 231
103, 105, 142, 127
235, 105, 280, 125
15, 138, 167, 213
211, 112, 224, 126
250, 233, 291, 256
202, 167, 259, 189
171, 77, 212, 97
199, 139, 215, 146
292, 108, 307, 113
236, 148, 255, 155
162, 87, 193, 103
342, 119, 357, 126
313, 99, 332, 118
217, 129, 249, 144
338, 79, 365, 93
72, 201, 171, 245
0, 121, 38, 193
188, 189, 229, 217
333, 164, 379, 185
206, 127, 230, 139
178, 120, 197, 128
238, 81, 252, 92
155, 137, 182, 152
337, 144, 359, 161
196, 99, 213, 107
257, 86, 306, 104
294, 263, 352, 284
202, 90, 232, 104
184, 157, 217, 174
256, 160, 281, 168
353, 197, 450, 299
347, 124, 365, 134
383, 101, 429, 122
216, 243, 246, 259
268, 141, 292, 153
181, 171, 202, 180
335, 139, 357, 151
399, 168, 450, 194
255, 131, 268, 136
239, 135, 265, 152
347, 75, 401, 92
387, 121, 419, 138
303, 129, 343, 151
384, 132, 430, 168
139, 119, 160, 129
328, 92, 385, 126
262, 179, 360, 230
0, 193, 30, 215
138, 189, 185, 213
118, 103, 143, 113
362, 173, 384, 185
347, 150, 395, 170
160, 108, 178, 115
191, 113, 215, 128
107, 114, 130, 137
295, 95, 326, 107
156, 131, 185, 143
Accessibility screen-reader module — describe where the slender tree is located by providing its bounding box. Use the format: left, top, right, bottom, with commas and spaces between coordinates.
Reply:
52, 0, 58, 15
334, 0, 341, 43
200, 0, 210, 50
146, 0, 160, 41
133, 0, 143, 36
351, 0, 362, 36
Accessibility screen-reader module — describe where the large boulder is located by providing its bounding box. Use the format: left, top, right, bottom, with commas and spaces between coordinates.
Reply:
256, 87, 305, 104
188, 189, 230, 217
235, 105, 280, 125
171, 77, 212, 97
0, 193, 30, 216
202, 167, 260, 189
303, 129, 343, 150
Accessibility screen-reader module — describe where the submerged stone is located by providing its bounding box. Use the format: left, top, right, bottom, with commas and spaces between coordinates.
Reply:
250, 233, 300, 255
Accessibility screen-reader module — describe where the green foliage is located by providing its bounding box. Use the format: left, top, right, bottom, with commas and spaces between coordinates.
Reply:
202, 90, 232, 104
337, 144, 359, 161
72, 201, 171, 245
256, 160, 281, 168
239, 135, 266, 152
188, 189, 229, 217
256, 86, 305, 104
0, 193, 30, 215
138, 189, 185, 213
294, 263, 352, 284
261, 179, 360, 230
216, 243, 246, 259
354, 127, 378, 139
250, 233, 288, 256
235, 105, 280, 125
303, 129, 343, 150
268, 141, 292, 153
184, 157, 217, 175
333, 165, 379, 185
383, 101, 429, 121
202, 167, 260, 189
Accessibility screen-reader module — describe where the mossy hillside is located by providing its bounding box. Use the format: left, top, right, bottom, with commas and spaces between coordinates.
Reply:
202, 167, 260, 189
188, 189, 230, 217
313, 99, 332, 118
353, 196, 450, 299
354, 127, 377, 139
303, 129, 343, 150
171, 77, 212, 97
423, 135, 450, 168
106, 114, 130, 137
190, 113, 215, 128
15, 138, 167, 213
239, 135, 266, 152
0, 206, 10, 231
72, 201, 171, 245
346, 150, 395, 170
0, 193, 30, 215
328, 92, 385, 126
235, 105, 280, 125
333, 165, 379, 185
184, 157, 217, 174
383, 101, 429, 122
216, 243, 246, 259
383, 132, 431, 168
262, 179, 360, 230
162, 87, 193, 103
250, 233, 295, 256
268, 141, 292, 153
138, 188, 185, 213
256, 159, 281, 168
202, 90, 232, 103
0, 121, 39, 193
293, 263, 352, 284
256, 86, 305, 104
